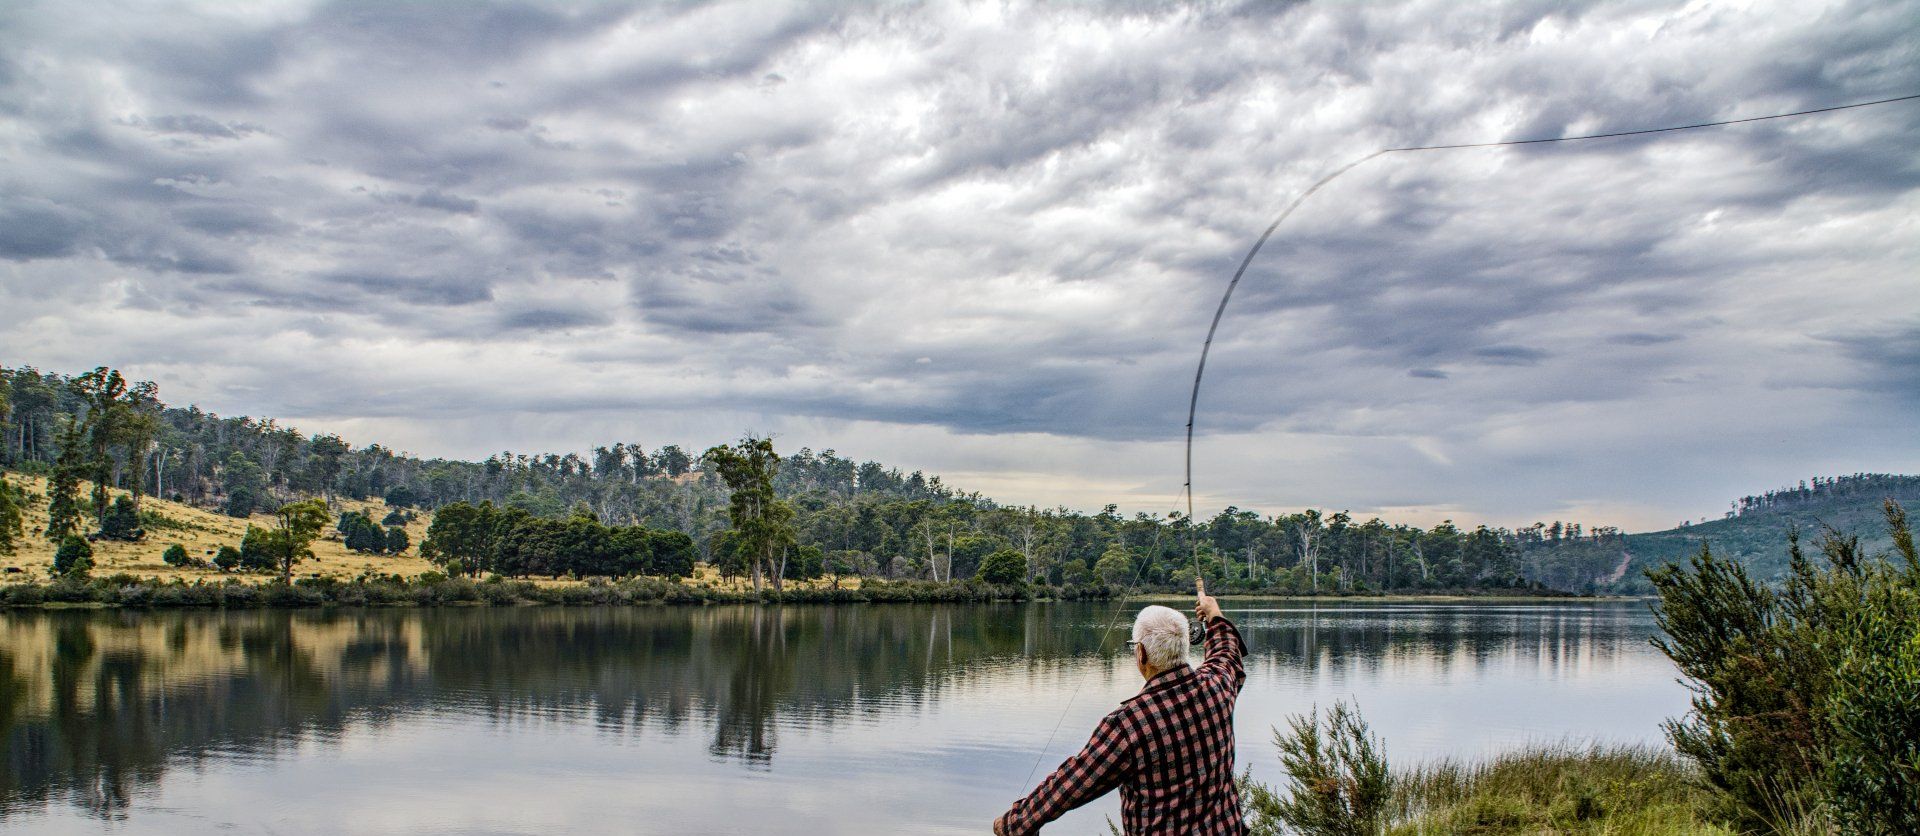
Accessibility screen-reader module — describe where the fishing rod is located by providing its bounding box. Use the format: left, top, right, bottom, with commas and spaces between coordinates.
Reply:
1181, 92, 1920, 535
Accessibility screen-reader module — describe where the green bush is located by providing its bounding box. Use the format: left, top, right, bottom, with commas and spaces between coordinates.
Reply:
1247, 701, 1391, 836
52, 534, 93, 577
1648, 500, 1919, 833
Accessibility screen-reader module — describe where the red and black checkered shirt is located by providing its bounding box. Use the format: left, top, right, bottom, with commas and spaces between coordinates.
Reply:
1001, 616, 1248, 835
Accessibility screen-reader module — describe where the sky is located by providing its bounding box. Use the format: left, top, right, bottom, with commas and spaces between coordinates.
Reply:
1, 0, 1916, 532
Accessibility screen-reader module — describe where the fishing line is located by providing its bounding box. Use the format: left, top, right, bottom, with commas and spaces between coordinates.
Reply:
1009, 90, 1918, 803
1181, 92, 1920, 528
1016, 493, 1188, 791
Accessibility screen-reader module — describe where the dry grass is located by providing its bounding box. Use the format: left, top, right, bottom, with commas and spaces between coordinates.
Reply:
1, 472, 436, 581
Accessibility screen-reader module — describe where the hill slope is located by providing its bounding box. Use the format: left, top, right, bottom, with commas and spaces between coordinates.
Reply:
1621, 475, 1920, 589
1, 472, 436, 581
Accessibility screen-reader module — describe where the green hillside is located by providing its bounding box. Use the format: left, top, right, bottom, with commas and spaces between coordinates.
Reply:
1619, 474, 1920, 590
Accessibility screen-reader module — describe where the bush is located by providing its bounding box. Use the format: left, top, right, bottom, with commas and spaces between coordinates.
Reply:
1249, 701, 1391, 836
1648, 500, 1919, 833
162, 543, 201, 567
52, 534, 94, 577
1, 584, 46, 606
214, 544, 242, 571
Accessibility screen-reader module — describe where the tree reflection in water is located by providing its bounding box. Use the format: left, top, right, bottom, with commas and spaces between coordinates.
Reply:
0, 601, 1655, 821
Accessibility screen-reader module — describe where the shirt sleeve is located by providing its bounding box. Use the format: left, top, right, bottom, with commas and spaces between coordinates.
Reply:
1197, 615, 1246, 694
1000, 711, 1135, 835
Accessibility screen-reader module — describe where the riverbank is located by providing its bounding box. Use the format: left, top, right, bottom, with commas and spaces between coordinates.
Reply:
0, 573, 1111, 609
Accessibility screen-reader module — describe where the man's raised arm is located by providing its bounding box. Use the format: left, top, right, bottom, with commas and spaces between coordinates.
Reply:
1194, 580, 1246, 692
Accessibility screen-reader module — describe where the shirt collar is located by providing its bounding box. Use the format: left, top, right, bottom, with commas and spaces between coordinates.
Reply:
1139, 662, 1194, 696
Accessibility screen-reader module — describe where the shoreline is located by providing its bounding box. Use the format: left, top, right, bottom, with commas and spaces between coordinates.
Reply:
0, 573, 1630, 611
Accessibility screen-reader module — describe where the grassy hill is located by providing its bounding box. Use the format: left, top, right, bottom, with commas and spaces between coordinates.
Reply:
1, 472, 437, 582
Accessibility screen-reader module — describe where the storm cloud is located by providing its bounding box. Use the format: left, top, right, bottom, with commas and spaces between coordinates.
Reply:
2, 0, 1916, 529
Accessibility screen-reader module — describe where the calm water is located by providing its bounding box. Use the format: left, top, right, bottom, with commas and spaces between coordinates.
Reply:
1, 600, 1685, 834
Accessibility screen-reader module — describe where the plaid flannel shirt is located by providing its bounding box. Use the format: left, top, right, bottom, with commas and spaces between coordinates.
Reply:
1002, 615, 1248, 835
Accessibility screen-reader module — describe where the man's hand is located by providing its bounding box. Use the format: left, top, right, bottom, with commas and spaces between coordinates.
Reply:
1190, 591, 1221, 626
993, 814, 1008, 835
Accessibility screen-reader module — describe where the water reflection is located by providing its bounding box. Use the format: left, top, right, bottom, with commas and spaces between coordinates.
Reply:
0, 601, 1678, 829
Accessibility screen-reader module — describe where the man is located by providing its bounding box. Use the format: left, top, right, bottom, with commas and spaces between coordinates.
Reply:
995, 584, 1247, 834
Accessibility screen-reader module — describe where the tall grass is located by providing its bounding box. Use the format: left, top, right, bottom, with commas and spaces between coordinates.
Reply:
1384, 744, 1731, 835
1242, 701, 1737, 835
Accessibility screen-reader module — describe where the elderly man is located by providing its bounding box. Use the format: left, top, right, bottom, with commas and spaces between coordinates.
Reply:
995, 586, 1247, 835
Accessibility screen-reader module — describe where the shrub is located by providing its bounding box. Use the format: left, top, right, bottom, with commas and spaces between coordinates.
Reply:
52, 534, 94, 578
214, 544, 242, 571
1247, 701, 1391, 836
1648, 500, 1919, 833
162, 543, 200, 567
1, 584, 46, 606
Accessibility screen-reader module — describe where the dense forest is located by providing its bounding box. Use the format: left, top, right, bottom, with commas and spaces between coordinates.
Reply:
5, 364, 1908, 594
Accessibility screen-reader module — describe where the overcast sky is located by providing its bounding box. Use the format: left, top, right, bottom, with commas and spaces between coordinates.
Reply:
2, 0, 1916, 531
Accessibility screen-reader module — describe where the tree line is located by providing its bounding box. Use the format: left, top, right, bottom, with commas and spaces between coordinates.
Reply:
420, 501, 697, 580
3, 364, 1631, 593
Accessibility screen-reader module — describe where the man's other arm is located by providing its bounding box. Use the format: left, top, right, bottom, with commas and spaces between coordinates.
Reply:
997, 712, 1134, 835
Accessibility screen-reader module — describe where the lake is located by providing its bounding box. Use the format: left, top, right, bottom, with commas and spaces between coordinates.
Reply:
0, 600, 1687, 834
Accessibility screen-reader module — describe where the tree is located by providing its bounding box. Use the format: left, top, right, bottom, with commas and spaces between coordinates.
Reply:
222, 452, 266, 517
52, 534, 93, 578
74, 366, 129, 529
654, 444, 692, 477
239, 525, 282, 572
100, 494, 143, 541
421, 501, 499, 577
252, 499, 330, 581
384, 526, 410, 555
1095, 543, 1133, 586
384, 485, 419, 509
977, 548, 1027, 585
214, 544, 242, 571
307, 434, 350, 504
0, 475, 24, 555
45, 418, 85, 540
704, 437, 796, 593
339, 510, 388, 553
1245, 702, 1392, 836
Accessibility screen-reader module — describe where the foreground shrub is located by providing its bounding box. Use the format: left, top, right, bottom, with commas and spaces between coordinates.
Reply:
1243, 701, 1390, 836
1648, 500, 1918, 833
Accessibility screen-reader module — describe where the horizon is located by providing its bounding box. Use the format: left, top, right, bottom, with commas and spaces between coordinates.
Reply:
4, 1, 1917, 533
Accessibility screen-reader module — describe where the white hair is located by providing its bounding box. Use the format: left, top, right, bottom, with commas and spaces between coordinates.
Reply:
1131, 605, 1190, 670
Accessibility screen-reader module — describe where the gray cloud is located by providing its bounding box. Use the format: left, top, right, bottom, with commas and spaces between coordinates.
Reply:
1, 0, 1916, 528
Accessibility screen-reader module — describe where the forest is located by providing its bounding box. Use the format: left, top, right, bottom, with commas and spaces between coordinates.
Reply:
2, 363, 1867, 594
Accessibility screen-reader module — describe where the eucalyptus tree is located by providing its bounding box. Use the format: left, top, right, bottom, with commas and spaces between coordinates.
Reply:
703, 437, 795, 593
